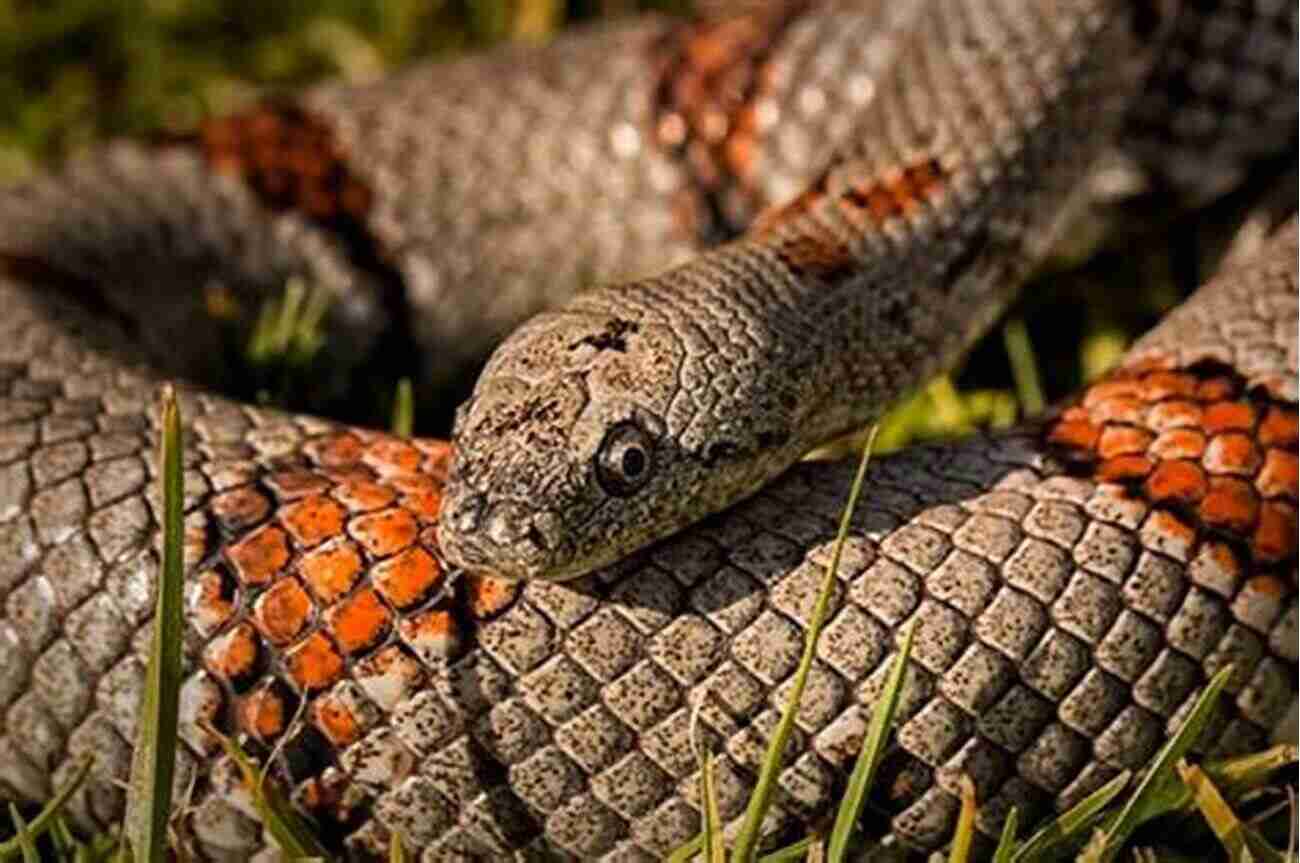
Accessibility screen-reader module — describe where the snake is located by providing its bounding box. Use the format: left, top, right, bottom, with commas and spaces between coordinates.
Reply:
0, 0, 1296, 859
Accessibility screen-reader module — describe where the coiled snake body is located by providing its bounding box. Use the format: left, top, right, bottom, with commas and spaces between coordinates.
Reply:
0, 1, 1296, 859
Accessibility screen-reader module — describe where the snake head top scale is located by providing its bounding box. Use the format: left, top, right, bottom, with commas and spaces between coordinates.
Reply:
438, 274, 816, 582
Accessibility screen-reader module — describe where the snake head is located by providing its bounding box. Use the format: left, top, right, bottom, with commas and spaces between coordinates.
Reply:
439, 308, 690, 582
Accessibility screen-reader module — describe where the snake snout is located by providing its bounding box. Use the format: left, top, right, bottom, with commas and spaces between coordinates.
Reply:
445, 489, 485, 535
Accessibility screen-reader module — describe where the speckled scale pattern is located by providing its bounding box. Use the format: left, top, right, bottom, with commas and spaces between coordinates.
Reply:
1, 217, 1296, 857
1124, 0, 1299, 203
439, 0, 1156, 581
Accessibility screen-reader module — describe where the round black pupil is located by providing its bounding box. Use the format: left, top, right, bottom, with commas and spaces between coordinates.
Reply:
621, 446, 645, 477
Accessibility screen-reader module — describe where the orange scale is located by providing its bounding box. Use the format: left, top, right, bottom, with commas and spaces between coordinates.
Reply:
1256, 449, 1298, 499
325, 588, 392, 655
280, 494, 347, 548
1088, 396, 1145, 425
348, 507, 418, 557
264, 470, 332, 500
464, 574, 522, 620
304, 433, 365, 468
239, 682, 291, 742
388, 473, 437, 495
372, 547, 444, 610
1258, 406, 1298, 448
1097, 426, 1154, 459
1046, 418, 1101, 453
1252, 502, 1298, 564
1149, 429, 1206, 460
1195, 377, 1239, 401
285, 631, 345, 693
332, 480, 396, 513
224, 524, 291, 587
1138, 371, 1198, 400
298, 538, 364, 603
400, 489, 443, 523
312, 694, 363, 747
252, 577, 314, 646
361, 439, 423, 476
209, 487, 271, 531
1144, 460, 1208, 507
1203, 433, 1262, 476
1202, 402, 1256, 434
1145, 400, 1203, 431
204, 622, 260, 685
1096, 455, 1155, 483
1082, 378, 1143, 407
1200, 477, 1261, 536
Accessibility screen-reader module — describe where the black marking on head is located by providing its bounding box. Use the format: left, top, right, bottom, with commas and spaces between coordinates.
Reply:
571, 318, 640, 353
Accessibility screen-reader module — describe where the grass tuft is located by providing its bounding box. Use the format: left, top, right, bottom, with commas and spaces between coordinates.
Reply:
0, 761, 95, 861
730, 427, 880, 862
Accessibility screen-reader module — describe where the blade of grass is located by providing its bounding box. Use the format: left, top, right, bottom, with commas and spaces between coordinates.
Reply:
1177, 761, 1287, 863
924, 377, 970, 433
0, 758, 93, 861
1096, 665, 1234, 858
991, 807, 1018, 863
701, 752, 725, 863
665, 835, 703, 863
389, 830, 405, 863
1011, 769, 1130, 862
1001, 318, 1044, 416
125, 384, 186, 862
201, 721, 331, 859
730, 427, 880, 862
755, 837, 814, 862
827, 617, 917, 862
391, 377, 414, 438
948, 775, 978, 863
5, 806, 38, 863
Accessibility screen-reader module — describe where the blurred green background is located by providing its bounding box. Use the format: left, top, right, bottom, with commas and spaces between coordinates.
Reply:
0, 0, 691, 183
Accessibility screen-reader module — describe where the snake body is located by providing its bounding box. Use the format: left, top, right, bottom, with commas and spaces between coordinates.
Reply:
0, 1, 1297, 860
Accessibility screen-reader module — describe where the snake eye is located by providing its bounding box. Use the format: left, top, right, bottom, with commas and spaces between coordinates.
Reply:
595, 420, 655, 497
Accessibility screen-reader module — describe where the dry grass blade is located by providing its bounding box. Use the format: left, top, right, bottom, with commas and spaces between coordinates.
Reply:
389, 831, 406, 863
702, 752, 725, 863
1177, 761, 1288, 863
948, 775, 978, 863
827, 616, 917, 862
730, 427, 880, 862
125, 384, 186, 862
0, 759, 94, 861
1001, 318, 1044, 416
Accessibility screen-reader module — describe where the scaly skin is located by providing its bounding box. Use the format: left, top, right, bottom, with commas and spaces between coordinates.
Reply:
0, 1, 1296, 860
433, 0, 1278, 582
